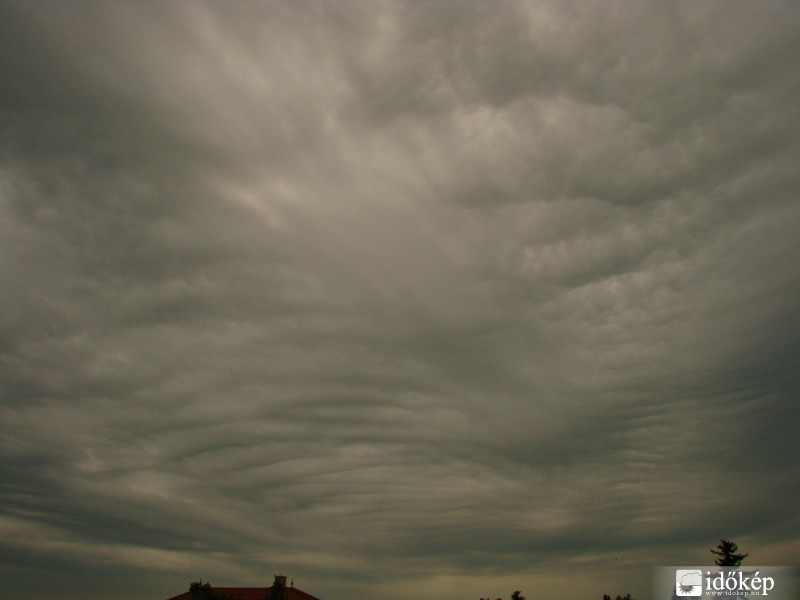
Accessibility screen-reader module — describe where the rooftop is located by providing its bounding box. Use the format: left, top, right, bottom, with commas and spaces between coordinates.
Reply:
166, 575, 322, 600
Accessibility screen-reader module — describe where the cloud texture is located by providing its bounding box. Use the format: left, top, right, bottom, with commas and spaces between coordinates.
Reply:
1, 2, 799, 599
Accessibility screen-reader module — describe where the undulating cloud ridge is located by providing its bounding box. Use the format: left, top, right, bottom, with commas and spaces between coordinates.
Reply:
1, 2, 799, 599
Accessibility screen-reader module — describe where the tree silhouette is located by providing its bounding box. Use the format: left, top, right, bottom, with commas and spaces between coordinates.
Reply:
189, 581, 233, 600
710, 539, 748, 567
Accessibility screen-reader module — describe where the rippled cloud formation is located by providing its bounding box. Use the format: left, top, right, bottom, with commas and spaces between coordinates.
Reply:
1, 2, 799, 599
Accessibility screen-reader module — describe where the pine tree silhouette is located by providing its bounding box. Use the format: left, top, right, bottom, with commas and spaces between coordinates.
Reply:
710, 539, 748, 567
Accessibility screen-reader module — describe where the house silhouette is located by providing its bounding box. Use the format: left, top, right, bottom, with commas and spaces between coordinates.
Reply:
166, 574, 322, 600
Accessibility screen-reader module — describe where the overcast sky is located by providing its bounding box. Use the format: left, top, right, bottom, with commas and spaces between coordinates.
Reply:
1, 2, 799, 600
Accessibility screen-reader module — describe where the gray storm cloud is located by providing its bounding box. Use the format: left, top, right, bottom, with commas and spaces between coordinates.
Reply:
1, 2, 799, 600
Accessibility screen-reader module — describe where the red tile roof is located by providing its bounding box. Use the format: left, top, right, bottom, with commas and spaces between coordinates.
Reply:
166, 585, 322, 600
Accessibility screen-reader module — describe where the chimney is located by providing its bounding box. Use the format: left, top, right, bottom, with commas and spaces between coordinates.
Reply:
274, 574, 288, 588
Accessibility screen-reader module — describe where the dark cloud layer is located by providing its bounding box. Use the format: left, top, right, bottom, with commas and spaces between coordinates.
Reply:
2, 2, 799, 599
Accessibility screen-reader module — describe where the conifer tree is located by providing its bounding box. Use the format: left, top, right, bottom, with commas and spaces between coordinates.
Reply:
710, 539, 748, 567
